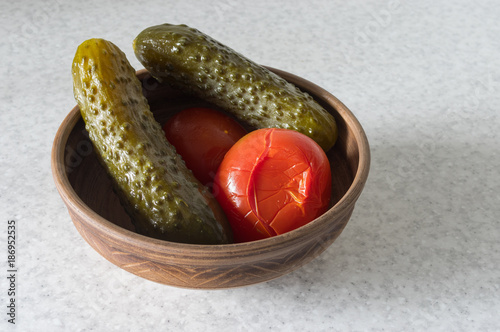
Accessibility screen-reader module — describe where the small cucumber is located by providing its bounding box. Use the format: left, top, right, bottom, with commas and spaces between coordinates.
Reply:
72, 38, 232, 244
133, 23, 338, 151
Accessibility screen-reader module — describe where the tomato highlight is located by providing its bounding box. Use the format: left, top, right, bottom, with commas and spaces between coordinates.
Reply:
214, 128, 332, 243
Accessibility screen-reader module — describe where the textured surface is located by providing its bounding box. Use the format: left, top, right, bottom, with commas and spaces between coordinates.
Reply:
1, 0, 500, 331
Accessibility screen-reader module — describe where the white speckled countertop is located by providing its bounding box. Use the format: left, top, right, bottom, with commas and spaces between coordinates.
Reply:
1, 0, 499, 331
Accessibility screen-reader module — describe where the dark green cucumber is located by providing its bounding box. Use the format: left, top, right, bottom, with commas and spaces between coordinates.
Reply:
72, 38, 232, 244
133, 23, 338, 151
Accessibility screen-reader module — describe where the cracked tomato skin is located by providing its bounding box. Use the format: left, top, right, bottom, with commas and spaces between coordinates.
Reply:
213, 128, 332, 243
163, 107, 247, 186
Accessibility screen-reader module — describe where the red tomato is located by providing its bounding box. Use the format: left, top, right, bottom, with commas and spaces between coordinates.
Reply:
213, 128, 332, 243
163, 107, 247, 186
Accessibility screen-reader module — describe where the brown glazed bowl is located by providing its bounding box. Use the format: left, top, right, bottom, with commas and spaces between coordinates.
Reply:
52, 68, 370, 289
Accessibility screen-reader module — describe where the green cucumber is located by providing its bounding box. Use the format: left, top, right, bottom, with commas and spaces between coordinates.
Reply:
133, 23, 338, 151
72, 38, 232, 244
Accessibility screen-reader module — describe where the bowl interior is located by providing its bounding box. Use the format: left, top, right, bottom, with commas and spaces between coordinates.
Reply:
63, 70, 360, 236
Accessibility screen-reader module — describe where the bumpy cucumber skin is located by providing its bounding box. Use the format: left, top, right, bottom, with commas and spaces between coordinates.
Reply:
72, 38, 232, 244
133, 23, 338, 152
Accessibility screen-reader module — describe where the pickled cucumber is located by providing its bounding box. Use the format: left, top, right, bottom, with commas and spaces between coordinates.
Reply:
72, 38, 232, 244
133, 23, 338, 151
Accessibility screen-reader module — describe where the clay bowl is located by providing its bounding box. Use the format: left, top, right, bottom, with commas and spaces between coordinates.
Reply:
52, 68, 370, 289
